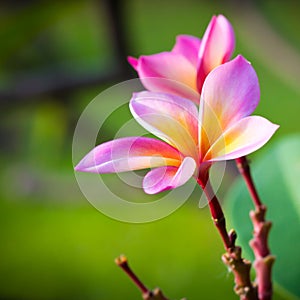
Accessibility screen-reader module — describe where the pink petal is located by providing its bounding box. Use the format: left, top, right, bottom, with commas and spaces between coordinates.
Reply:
197, 15, 235, 92
172, 34, 201, 65
130, 91, 199, 159
203, 116, 279, 162
127, 56, 138, 69
199, 55, 260, 157
127, 52, 200, 104
75, 137, 182, 173
143, 157, 196, 194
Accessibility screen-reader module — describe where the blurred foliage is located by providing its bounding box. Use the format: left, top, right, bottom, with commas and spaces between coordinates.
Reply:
0, 0, 299, 299
258, 0, 300, 49
0, 1, 108, 81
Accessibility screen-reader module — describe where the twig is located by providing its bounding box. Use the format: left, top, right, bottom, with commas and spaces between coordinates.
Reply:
115, 255, 170, 300
198, 176, 258, 300
236, 156, 275, 300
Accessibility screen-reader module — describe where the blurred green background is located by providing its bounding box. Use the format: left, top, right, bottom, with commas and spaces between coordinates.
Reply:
0, 0, 299, 299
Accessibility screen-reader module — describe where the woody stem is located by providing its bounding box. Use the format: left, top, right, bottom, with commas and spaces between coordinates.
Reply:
115, 255, 149, 294
236, 156, 275, 300
197, 174, 258, 300
197, 177, 231, 249
236, 157, 262, 209
115, 255, 170, 300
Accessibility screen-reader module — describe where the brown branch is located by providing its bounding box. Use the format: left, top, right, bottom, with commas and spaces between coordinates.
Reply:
236, 157, 275, 300
115, 255, 170, 300
197, 176, 258, 300
249, 207, 275, 300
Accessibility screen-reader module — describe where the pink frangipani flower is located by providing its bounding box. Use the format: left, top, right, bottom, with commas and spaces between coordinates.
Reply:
75, 56, 278, 194
128, 15, 235, 104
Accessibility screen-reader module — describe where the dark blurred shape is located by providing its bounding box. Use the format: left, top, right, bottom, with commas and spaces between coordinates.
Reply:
0, 0, 135, 106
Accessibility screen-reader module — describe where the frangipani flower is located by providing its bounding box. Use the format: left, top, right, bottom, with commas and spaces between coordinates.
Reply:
75, 56, 278, 194
128, 15, 235, 104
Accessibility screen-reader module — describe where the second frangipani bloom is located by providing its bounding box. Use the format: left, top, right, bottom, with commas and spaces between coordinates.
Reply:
128, 15, 235, 104
75, 56, 279, 194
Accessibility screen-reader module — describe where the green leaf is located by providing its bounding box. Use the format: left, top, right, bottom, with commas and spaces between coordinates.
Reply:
225, 134, 300, 300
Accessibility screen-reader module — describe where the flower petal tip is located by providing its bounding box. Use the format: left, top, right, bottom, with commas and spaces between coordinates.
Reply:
273, 123, 280, 132
127, 56, 138, 69
74, 160, 86, 172
216, 14, 230, 24
209, 15, 217, 23
235, 54, 251, 65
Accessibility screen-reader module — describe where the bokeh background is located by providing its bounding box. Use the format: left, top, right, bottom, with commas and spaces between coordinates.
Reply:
0, 0, 300, 299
